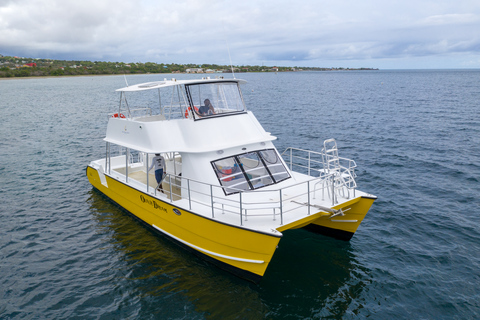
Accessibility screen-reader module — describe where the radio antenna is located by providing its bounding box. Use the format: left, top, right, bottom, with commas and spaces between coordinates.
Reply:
225, 39, 235, 79
221, 13, 235, 79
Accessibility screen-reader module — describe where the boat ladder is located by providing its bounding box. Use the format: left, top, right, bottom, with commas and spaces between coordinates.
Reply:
318, 139, 357, 202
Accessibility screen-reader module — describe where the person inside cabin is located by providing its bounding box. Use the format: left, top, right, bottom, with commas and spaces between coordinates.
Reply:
148, 153, 166, 193
198, 99, 216, 116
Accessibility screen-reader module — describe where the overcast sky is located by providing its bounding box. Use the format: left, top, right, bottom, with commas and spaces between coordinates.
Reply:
1, 0, 479, 69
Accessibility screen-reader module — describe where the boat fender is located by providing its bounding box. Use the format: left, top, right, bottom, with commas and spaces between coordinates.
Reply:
184, 106, 199, 118
112, 113, 126, 118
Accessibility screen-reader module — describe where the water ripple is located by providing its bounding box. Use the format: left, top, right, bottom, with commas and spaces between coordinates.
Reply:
1, 71, 480, 319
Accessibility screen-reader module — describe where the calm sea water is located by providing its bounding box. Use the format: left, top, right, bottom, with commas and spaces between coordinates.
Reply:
1, 70, 479, 319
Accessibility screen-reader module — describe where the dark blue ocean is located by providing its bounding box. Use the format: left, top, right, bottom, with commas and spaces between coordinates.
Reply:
1, 70, 479, 319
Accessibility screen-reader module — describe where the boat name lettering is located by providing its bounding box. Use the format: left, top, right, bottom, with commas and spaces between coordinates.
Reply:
140, 195, 167, 213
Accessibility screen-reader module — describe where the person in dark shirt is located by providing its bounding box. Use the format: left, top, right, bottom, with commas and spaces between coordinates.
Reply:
198, 99, 215, 116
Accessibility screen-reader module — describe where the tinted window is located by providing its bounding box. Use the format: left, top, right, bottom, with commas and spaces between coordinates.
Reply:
212, 149, 291, 195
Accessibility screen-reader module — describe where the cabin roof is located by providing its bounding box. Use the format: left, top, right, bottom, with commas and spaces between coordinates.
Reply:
116, 78, 247, 92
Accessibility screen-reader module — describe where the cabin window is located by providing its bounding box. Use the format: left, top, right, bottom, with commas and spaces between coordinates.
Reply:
185, 82, 246, 118
212, 149, 291, 195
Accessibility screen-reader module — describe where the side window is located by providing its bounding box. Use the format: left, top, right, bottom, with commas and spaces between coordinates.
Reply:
212, 149, 291, 195
237, 153, 274, 188
212, 157, 249, 194
259, 149, 290, 183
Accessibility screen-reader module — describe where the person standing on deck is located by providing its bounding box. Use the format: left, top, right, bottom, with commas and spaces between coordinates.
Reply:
148, 153, 166, 193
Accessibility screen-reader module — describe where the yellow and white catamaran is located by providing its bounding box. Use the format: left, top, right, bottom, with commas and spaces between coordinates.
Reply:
86, 77, 376, 283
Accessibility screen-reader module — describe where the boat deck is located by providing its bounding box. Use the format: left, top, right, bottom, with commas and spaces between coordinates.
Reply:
95, 160, 365, 235
113, 167, 182, 201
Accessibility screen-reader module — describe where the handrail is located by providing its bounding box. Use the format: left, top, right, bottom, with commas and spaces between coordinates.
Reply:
106, 143, 358, 228
147, 170, 333, 227
281, 145, 358, 202
281, 147, 356, 173
108, 107, 152, 119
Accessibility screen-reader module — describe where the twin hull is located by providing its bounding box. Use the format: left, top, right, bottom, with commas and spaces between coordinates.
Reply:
87, 166, 375, 282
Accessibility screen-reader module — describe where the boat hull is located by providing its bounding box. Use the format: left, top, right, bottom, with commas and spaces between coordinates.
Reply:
303, 196, 376, 241
86, 166, 281, 283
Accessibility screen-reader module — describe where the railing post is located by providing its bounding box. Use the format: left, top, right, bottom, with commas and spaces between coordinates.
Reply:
105, 143, 108, 174
187, 179, 191, 210
308, 151, 311, 176
107, 142, 111, 174
279, 190, 283, 225
146, 153, 149, 193
307, 182, 311, 215
239, 192, 243, 226
331, 174, 335, 205
211, 185, 214, 218
125, 148, 129, 183
322, 179, 325, 200
169, 175, 173, 201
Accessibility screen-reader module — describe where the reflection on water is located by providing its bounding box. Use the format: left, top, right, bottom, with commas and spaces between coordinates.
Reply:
88, 190, 265, 318
260, 229, 368, 318
87, 188, 367, 318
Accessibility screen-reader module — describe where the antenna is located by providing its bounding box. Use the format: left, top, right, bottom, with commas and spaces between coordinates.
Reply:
225, 39, 235, 79
221, 13, 235, 79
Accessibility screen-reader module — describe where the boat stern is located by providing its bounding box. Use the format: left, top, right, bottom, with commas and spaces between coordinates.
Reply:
303, 195, 377, 240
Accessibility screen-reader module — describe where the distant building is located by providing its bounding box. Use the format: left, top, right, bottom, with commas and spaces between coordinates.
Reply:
186, 68, 204, 73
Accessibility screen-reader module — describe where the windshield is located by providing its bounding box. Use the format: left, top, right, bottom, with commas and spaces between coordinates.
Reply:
212, 149, 291, 195
185, 81, 246, 119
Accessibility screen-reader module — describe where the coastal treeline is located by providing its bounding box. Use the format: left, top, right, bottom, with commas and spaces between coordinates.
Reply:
0, 55, 377, 78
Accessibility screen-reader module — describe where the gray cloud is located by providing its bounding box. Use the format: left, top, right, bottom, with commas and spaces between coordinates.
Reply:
1, 0, 479, 68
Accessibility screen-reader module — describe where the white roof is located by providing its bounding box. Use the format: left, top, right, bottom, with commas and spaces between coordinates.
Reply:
116, 78, 247, 92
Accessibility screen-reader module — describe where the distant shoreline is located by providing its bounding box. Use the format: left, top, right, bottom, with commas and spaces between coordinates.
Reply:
0, 54, 379, 79
0, 69, 383, 81
0, 73, 122, 81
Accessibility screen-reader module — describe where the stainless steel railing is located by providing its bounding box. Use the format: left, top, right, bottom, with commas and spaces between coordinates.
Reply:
106, 144, 358, 227
150, 170, 336, 227
281, 146, 357, 201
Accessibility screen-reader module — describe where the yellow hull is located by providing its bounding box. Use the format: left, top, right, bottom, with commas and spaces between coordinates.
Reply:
87, 166, 281, 283
304, 196, 376, 240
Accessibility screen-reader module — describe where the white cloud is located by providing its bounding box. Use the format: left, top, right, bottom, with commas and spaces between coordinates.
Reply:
418, 13, 480, 26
